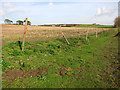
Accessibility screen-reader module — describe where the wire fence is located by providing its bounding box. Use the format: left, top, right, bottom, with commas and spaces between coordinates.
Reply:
2, 24, 111, 46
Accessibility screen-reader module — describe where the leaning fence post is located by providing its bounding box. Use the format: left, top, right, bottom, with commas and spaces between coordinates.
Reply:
22, 18, 28, 52
86, 28, 89, 41
62, 32, 70, 45
101, 28, 103, 34
60, 25, 70, 45
95, 27, 98, 38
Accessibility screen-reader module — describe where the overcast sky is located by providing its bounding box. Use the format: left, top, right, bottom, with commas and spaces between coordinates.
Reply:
0, 0, 119, 25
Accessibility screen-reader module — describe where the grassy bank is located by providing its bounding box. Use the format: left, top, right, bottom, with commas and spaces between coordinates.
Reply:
2, 29, 119, 88
77, 24, 114, 28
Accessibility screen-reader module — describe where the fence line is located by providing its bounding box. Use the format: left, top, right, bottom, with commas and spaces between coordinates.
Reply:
2, 25, 112, 45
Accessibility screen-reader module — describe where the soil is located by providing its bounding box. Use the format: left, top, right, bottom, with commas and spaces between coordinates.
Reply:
59, 69, 67, 76
2, 67, 49, 81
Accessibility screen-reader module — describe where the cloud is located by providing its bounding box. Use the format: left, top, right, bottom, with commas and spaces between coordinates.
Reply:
7, 8, 24, 13
96, 8, 101, 16
0, 0, 119, 2
96, 7, 116, 16
7, 8, 16, 13
48, 2, 53, 6
1, 3, 24, 16
90, 7, 117, 25
3, 3, 13, 8
0, 10, 5, 16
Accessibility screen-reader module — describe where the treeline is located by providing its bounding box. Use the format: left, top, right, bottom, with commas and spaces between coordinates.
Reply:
39, 23, 114, 28
4, 19, 31, 25
40, 24, 78, 27
3, 16, 119, 28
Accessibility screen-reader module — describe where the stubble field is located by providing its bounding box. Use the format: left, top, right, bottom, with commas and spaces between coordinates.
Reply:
2, 24, 110, 46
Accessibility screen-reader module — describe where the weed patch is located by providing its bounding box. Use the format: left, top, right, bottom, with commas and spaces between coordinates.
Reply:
2, 29, 119, 88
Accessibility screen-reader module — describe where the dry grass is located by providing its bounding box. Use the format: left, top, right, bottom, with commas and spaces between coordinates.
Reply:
2, 24, 111, 46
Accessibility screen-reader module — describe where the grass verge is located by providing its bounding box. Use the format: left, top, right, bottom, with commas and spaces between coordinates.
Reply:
2, 29, 119, 88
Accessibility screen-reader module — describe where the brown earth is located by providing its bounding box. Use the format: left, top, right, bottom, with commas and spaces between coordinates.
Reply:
2, 67, 49, 81
1, 24, 110, 46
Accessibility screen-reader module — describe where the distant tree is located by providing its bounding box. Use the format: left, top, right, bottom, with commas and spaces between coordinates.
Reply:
92, 23, 96, 25
113, 16, 120, 37
4, 19, 13, 24
114, 16, 120, 28
24, 20, 31, 25
27, 21, 31, 25
16, 20, 23, 25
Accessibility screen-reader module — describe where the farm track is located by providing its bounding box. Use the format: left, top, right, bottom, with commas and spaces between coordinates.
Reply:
2, 24, 111, 46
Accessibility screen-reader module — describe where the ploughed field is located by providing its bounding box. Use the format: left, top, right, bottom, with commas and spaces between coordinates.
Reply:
2, 24, 110, 46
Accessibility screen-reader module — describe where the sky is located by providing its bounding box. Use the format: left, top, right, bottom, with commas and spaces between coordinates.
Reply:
0, 0, 119, 25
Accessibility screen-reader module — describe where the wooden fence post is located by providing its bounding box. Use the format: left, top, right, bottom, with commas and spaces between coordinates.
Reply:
95, 28, 98, 38
22, 18, 28, 52
86, 29, 89, 41
60, 25, 70, 45
101, 28, 103, 34
62, 32, 70, 45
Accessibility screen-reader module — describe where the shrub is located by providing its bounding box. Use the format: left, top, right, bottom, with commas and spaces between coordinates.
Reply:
114, 16, 120, 28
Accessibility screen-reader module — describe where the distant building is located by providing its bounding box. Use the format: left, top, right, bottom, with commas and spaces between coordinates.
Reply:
52, 24, 55, 27
39, 24, 78, 27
